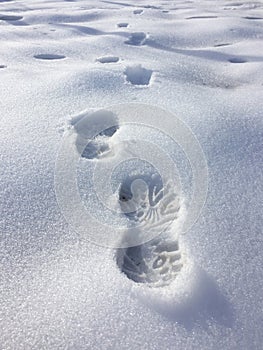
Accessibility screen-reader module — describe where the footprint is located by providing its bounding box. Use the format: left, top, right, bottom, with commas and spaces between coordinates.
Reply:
96, 56, 119, 63
124, 65, 153, 86
228, 57, 247, 63
214, 43, 231, 47
117, 236, 183, 287
133, 9, 143, 15
34, 54, 66, 60
243, 16, 263, 20
70, 110, 119, 160
117, 171, 183, 287
0, 64, 7, 69
125, 32, 147, 46
186, 15, 218, 19
0, 15, 23, 21
117, 22, 129, 28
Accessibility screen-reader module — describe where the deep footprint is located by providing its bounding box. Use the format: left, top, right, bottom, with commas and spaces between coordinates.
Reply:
117, 237, 183, 287
124, 65, 153, 85
34, 54, 66, 60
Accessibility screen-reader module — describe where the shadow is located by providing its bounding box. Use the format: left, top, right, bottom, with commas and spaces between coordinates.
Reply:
214, 43, 231, 47
8, 20, 29, 26
56, 23, 130, 40
0, 15, 29, 26
101, 0, 160, 9
145, 38, 263, 63
141, 268, 234, 330
101, 0, 136, 7
58, 23, 104, 36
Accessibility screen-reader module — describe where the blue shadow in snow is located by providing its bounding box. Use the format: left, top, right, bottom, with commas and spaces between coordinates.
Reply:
147, 268, 234, 331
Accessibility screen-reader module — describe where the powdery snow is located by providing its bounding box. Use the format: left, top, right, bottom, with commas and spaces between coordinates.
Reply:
0, 0, 263, 349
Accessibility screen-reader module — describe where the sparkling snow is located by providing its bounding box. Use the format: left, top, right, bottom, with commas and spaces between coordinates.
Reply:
0, 0, 263, 349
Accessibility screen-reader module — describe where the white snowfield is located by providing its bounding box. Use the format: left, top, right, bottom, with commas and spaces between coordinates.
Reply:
0, 0, 263, 349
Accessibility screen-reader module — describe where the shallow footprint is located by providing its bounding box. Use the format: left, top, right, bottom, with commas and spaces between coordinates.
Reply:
117, 22, 129, 28
186, 15, 218, 19
0, 15, 23, 21
214, 43, 231, 47
34, 54, 66, 60
228, 57, 247, 63
125, 32, 147, 46
96, 56, 119, 63
243, 16, 263, 20
133, 9, 143, 14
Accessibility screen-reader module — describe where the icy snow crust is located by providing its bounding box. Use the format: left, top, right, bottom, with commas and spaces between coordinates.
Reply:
0, 0, 263, 349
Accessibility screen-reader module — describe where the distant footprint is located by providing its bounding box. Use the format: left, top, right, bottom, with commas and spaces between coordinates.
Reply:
186, 15, 218, 19
125, 32, 147, 46
117, 22, 129, 28
124, 65, 153, 86
133, 9, 143, 15
228, 57, 247, 63
34, 54, 66, 60
0, 64, 7, 69
96, 56, 119, 63
243, 16, 263, 20
0, 14, 23, 21
214, 43, 231, 47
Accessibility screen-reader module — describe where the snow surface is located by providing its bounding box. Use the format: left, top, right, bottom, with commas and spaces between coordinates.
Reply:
1, 0, 263, 349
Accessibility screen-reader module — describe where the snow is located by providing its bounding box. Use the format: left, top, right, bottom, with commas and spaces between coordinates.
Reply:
0, 0, 263, 349
124, 64, 153, 85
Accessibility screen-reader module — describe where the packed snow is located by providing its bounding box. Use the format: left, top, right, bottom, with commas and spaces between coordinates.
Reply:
0, 0, 263, 349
